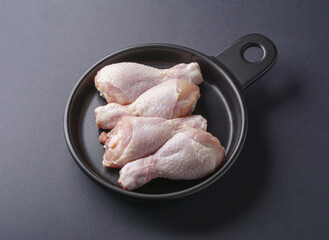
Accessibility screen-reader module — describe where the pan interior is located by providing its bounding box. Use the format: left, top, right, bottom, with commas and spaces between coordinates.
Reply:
66, 46, 244, 195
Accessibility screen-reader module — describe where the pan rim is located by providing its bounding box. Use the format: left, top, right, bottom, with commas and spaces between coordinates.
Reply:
63, 43, 248, 200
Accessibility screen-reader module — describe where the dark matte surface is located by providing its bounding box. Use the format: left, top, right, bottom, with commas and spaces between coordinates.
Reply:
1, 0, 328, 239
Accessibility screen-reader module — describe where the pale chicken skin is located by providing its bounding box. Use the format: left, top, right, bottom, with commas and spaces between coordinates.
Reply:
118, 128, 226, 191
95, 62, 203, 105
101, 115, 207, 168
95, 79, 200, 129
98, 132, 108, 144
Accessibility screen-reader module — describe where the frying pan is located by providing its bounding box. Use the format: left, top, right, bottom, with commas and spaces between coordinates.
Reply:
64, 33, 277, 200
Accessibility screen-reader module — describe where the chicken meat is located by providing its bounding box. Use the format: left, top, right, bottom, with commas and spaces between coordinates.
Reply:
95, 79, 200, 129
101, 115, 207, 168
118, 127, 226, 190
95, 62, 203, 105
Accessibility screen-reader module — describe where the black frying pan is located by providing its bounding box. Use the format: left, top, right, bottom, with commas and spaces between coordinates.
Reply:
64, 33, 277, 200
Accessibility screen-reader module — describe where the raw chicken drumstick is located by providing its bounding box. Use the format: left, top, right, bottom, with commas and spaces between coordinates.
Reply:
95, 62, 203, 105
95, 79, 200, 129
118, 127, 226, 191
100, 115, 207, 168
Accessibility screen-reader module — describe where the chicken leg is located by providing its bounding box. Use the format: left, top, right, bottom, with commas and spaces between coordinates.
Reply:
101, 115, 207, 168
118, 127, 226, 190
95, 79, 200, 129
95, 62, 203, 105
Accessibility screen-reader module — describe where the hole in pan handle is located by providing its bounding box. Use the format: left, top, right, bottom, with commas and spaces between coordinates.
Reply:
213, 33, 278, 90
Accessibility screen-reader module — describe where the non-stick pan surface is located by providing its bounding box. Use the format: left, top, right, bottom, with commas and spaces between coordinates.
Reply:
64, 34, 277, 200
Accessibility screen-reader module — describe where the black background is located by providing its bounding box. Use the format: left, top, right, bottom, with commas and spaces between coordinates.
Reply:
1, 1, 328, 239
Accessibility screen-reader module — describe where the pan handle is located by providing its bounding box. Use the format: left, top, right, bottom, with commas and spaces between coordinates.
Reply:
213, 33, 277, 90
